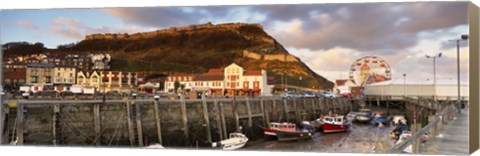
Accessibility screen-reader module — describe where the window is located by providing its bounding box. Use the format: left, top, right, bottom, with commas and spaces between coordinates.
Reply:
92, 76, 98, 83
244, 82, 249, 88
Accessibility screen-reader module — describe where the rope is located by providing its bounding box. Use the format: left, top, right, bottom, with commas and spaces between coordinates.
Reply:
108, 104, 126, 146
10, 117, 17, 144
61, 109, 95, 143
90, 105, 121, 145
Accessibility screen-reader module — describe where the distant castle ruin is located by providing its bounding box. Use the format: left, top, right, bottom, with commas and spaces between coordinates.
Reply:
242, 49, 299, 62
85, 22, 264, 40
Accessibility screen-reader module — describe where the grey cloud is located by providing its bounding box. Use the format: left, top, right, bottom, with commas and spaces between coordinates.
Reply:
49, 17, 149, 40
103, 6, 235, 28
399, 2, 468, 33
440, 40, 469, 50
102, 2, 468, 52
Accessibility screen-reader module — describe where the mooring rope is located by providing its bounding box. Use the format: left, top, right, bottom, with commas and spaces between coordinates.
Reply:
108, 104, 126, 146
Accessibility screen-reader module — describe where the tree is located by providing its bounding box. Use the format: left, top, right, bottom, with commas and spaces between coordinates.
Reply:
174, 81, 180, 93
180, 84, 186, 92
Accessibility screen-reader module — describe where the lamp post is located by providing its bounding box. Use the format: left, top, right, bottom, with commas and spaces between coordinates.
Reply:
102, 57, 108, 104
403, 73, 406, 98
425, 52, 442, 100
298, 76, 302, 92
0, 37, 4, 144
448, 34, 468, 113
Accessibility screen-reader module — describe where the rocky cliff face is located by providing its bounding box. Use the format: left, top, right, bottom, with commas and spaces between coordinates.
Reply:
70, 22, 333, 90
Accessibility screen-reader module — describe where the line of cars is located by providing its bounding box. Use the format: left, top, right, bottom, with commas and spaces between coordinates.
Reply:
283, 91, 354, 99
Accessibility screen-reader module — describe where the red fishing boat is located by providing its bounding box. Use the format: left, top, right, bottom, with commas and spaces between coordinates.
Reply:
320, 114, 352, 133
263, 122, 296, 139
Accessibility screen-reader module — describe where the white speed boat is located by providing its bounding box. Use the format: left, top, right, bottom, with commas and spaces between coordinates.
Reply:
212, 133, 249, 150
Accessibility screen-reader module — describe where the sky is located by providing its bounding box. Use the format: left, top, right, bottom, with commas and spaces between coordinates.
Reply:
0, 1, 471, 84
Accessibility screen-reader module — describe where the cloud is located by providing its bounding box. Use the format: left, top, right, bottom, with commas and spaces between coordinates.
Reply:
266, 2, 467, 52
440, 40, 469, 50
398, 2, 468, 33
103, 2, 468, 52
17, 20, 39, 30
287, 47, 360, 72
49, 17, 152, 40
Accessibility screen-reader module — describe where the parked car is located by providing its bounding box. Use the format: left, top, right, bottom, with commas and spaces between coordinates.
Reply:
284, 91, 303, 99
323, 92, 339, 98
314, 92, 326, 98
340, 93, 354, 98
303, 91, 316, 98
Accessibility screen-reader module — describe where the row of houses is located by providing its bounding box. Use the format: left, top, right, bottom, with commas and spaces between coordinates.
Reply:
5, 61, 271, 97
17, 62, 138, 94
3, 53, 111, 92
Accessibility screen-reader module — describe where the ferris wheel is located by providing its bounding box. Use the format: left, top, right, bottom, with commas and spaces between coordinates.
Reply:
348, 56, 392, 86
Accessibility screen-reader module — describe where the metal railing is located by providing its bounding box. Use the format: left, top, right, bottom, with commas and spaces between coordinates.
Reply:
387, 104, 455, 153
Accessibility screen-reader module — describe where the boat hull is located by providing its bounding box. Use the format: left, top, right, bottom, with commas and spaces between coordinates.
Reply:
222, 141, 248, 150
322, 123, 350, 133
275, 130, 312, 141
263, 128, 277, 139
372, 118, 389, 124
355, 116, 372, 122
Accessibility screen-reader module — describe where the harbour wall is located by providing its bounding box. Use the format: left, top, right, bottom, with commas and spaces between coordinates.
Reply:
2, 97, 356, 147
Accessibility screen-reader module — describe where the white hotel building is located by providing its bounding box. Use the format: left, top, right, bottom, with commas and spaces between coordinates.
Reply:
164, 63, 269, 96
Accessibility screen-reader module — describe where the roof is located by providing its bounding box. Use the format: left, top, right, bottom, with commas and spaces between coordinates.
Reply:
367, 79, 469, 86
26, 63, 54, 68
206, 68, 223, 75
54, 65, 77, 68
4, 71, 26, 79
336, 79, 347, 86
244, 70, 262, 76
7, 62, 26, 66
168, 73, 197, 77
193, 75, 224, 81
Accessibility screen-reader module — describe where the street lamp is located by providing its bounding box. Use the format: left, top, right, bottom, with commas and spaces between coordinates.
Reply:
448, 34, 468, 113
402, 73, 406, 98
102, 56, 108, 104
425, 52, 442, 100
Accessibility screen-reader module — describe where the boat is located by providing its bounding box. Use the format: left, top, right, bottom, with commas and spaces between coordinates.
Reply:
346, 111, 358, 121
212, 132, 249, 150
301, 120, 322, 132
264, 122, 296, 139
145, 143, 165, 149
389, 124, 410, 140
321, 114, 352, 133
264, 122, 313, 141
394, 131, 413, 153
371, 111, 389, 125
391, 115, 407, 125
355, 108, 373, 122
275, 129, 313, 141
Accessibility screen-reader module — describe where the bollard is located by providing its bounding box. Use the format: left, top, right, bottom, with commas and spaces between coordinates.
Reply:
427, 115, 436, 142
153, 95, 162, 145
